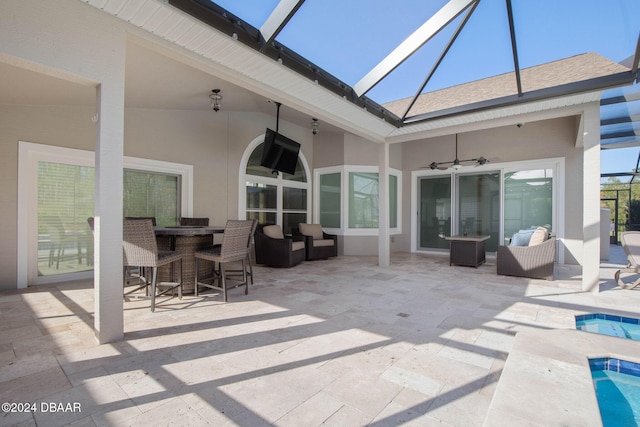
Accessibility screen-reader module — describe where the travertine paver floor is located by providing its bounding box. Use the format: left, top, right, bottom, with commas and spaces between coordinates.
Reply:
1, 251, 639, 426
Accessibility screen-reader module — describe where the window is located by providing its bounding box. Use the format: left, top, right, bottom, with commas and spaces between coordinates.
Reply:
389, 174, 398, 228
240, 136, 311, 234
319, 173, 341, 228
349, 172, 379, 228
19, 142, 193, 286
315, 166, 402, 235
124, 170, 180, 226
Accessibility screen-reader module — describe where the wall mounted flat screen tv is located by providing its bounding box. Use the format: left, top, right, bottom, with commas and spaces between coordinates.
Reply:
260, 128, 301, 175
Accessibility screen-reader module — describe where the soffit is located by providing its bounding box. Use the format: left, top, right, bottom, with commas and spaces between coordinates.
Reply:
83, 0, 638, 143
83, 0, 395, 142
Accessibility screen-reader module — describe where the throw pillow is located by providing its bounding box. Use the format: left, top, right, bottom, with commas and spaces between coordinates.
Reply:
510, 229, 535, 246
528, 227, 548, 246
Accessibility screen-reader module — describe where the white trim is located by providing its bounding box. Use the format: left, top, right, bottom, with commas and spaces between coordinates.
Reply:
314, 165, 403, 236
124, 156, 194, 219
410, 157, 565, 260
17, 141, 193, 287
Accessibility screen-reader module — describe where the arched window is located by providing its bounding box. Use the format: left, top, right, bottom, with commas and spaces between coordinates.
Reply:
239, 135, 311, 234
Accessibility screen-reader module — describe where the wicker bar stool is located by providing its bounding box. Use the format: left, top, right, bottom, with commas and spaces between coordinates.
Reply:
246, 219, 258, 284
194, 220, 254, 301
123, 219, 183, 312
220, 219, 258, 285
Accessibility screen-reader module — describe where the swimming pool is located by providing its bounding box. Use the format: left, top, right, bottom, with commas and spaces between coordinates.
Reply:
590, 357, 640, 426
575, 313, 640, 340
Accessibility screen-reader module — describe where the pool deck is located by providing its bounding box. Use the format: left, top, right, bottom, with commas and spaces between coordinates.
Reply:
486, 244, 639, 427
484, 327, 640, 426
2, 246, 640, 426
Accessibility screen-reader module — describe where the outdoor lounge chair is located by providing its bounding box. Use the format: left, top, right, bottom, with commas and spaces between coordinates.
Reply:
292, 223, 338, 261
497, 228, 556, 281
615, 231, 640, 289
254, 224, 305, 267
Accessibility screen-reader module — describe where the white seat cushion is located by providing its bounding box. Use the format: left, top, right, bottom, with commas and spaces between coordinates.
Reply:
263, 225, 284, 239
292, 241, 305, 251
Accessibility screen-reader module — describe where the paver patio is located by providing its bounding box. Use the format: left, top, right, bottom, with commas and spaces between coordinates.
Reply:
1, 250, 638, 426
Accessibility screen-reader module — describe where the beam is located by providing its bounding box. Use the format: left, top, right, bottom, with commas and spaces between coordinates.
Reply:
401, 1, 479, 121
353, 0, 476, 97
601, 130, 639, 139
505, 0, 522, 96
632, 32, 640, 78
601, 90, 640, 105
601, 114, 640, 126
404, 71, 637, 124
601, 137, 640, 149
260, 0, 305, 51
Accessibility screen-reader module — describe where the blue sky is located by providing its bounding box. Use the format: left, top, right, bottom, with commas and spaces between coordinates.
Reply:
213, 0, 639, 177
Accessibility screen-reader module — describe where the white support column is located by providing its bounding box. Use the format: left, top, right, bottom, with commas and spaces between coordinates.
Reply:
582, 103, 601, 293
94, 80, 125, 344
378, 142, 390, 267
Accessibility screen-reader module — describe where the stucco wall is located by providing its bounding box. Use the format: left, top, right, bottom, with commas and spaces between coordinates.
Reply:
0, 104, 310, 289
400, 116, 583, 263
123, 108, 314, 225
0, 106, 97, 289
312, 135, 404, 256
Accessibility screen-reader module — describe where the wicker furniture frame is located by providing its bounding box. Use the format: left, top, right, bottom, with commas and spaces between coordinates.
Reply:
122, 219, 183, 311
194, 220, 254, 301
292, 226, 338, 261
496, 234, 556, 281
155, 226, 225, 293
254, 225, 305, 268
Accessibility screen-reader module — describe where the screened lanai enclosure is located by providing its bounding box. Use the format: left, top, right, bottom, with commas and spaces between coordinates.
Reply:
30, 0, 640, 280
601, 74, 640, 244
169, 0, 638, 124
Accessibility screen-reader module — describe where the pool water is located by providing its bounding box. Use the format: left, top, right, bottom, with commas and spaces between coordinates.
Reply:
590, 358, 640, 426
575, 313, 640, 340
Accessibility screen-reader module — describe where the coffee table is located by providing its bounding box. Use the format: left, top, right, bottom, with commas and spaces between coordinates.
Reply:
445, 235, 490, 268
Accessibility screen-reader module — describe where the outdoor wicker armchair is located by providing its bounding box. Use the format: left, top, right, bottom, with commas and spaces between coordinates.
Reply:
497, 232, 556, 281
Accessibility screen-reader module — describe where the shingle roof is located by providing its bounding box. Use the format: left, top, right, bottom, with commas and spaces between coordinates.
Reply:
384, 52, 631, 118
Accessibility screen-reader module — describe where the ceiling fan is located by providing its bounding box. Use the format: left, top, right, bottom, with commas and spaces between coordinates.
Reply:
424, 134, 488, 170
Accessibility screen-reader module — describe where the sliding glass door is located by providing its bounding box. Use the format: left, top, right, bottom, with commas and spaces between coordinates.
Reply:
456, 172, 500, 252
38, 162, 95, 277
415, 159, 559, 254
418, 177, 451, 250
503, 169, 553, 238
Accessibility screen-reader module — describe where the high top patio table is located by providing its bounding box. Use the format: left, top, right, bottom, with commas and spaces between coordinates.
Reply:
155, 226, 224, 294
